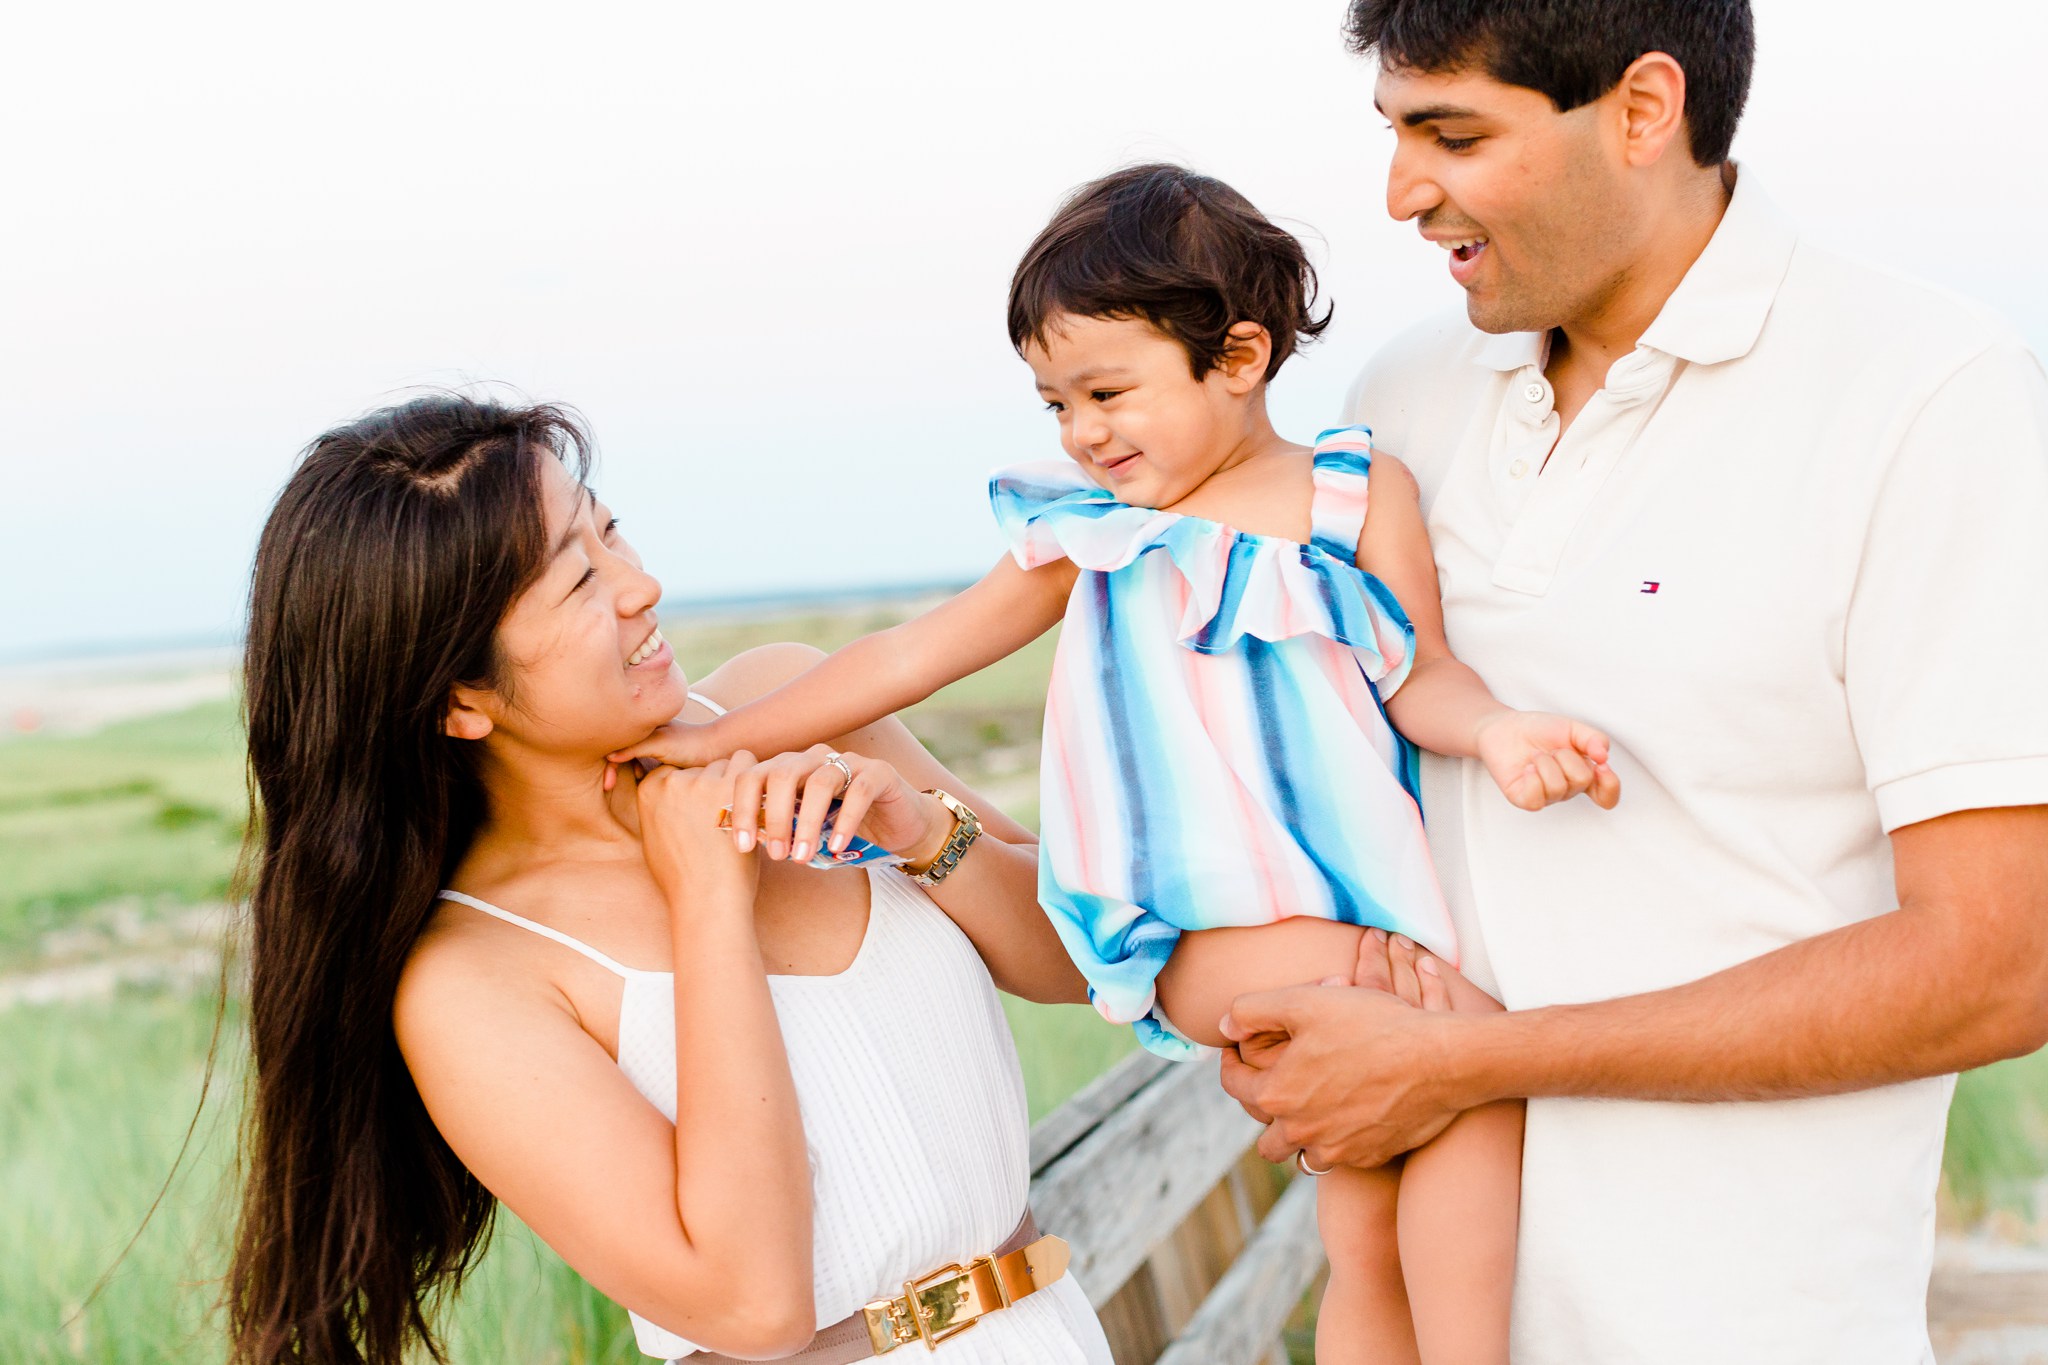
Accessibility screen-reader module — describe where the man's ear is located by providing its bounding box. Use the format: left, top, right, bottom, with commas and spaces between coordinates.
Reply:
1216, 322, 1274, 394
443, 685, 495, 742
1613, 52, 1689, 169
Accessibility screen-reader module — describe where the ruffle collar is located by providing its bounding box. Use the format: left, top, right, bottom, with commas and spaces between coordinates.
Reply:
989, 430, 1415, 689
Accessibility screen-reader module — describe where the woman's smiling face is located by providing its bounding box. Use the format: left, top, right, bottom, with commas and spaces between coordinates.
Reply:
468, 458, 689, 758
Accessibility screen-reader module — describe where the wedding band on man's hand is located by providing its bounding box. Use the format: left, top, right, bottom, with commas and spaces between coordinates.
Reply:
821, 751, 855, 797
1296, 1150, 1332, 1177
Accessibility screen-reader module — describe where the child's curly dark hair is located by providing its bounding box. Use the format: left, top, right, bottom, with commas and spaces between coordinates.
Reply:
1008, 163, 1332, 383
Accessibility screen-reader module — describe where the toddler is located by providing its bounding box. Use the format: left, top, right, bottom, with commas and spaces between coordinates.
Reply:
618, 164, 1619, 1364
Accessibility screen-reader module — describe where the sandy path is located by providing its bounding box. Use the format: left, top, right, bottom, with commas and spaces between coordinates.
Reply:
0, 647, 238, 738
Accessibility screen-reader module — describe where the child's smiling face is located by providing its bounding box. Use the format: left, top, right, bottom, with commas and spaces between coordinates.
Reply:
1024, 311, 1263, 511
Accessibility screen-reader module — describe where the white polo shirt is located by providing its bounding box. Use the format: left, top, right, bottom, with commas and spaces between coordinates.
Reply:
1346, 172, 2048, 1365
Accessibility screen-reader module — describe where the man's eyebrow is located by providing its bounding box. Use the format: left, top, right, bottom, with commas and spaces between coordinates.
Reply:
1399, 104, 1484, 127
553, 487, 595, 558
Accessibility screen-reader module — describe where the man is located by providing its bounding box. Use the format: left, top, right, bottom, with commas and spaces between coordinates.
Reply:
1218, 2, 2048, 1361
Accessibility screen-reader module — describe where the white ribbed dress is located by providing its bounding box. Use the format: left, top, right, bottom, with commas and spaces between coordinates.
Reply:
441, 737, 1112, 1362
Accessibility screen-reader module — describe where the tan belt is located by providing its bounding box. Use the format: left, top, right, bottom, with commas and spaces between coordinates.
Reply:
691, 1212, 1068, 1363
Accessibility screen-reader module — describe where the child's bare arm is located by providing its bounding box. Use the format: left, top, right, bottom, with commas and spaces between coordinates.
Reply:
1358, 454, 1619, 811
611, 555, 1076, 769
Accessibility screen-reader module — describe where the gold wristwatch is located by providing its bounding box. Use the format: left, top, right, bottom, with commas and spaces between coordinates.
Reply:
903, 789, 982, 887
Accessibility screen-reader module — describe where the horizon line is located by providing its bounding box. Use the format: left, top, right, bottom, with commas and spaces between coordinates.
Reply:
0, 577, 978, 671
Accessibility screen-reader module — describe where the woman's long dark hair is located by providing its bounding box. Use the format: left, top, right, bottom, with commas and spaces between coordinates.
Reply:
228, 394, 591, 1365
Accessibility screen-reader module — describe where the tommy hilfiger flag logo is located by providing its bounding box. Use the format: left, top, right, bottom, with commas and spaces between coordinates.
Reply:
1641, 582, 1662, 594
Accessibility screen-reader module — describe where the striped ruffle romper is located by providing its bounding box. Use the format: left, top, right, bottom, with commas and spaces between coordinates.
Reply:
991, 426, 1456, 1058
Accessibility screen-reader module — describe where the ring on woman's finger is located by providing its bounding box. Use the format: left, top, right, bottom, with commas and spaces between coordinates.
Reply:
820, 751, 854, 797
1296, 1150, 1333, 1177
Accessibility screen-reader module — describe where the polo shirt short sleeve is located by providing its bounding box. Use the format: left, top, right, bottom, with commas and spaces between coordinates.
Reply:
1343, 172, 2048, 1365
1845, 341, 2048, 830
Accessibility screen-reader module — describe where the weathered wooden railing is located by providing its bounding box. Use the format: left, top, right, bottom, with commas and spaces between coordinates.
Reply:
1025, 1051, 1325, 1364
1027, 1054, 2048, 1365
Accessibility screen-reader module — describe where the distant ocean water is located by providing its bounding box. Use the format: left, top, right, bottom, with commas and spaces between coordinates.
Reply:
0, 579, 972, 672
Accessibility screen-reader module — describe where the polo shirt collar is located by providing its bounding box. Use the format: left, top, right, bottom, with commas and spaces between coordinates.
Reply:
1469, 165, 1800, 374
1639, 168, 1798, 365
1474, 327, 1545, 372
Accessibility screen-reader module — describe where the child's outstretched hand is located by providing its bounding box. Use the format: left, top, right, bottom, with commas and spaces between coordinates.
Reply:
603, 720, 728, 791
1472, 710, 1621, 812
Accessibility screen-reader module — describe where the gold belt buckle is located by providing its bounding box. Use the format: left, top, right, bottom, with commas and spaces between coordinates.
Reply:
860, 1294, 918, 1354
862, 1256, 994, 1353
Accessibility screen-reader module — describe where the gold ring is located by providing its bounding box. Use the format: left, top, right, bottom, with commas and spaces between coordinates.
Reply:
821, 752, 855, 797
1296, 1151, 1332, 1178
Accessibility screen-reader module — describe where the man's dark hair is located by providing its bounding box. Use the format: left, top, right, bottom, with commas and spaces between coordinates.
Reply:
1008, 163, 1331, 383
1346, 0, 1755, 166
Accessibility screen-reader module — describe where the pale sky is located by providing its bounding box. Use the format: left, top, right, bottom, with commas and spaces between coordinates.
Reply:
5, 0, 2044, 659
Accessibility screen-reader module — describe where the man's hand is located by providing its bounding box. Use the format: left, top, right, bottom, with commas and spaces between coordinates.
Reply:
1218, 981, 1472, 1169
1351, 925, 1457, 1010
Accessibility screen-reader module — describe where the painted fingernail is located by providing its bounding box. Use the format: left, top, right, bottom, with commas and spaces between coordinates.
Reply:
735, 829, 755, 852
792, 841, 810, 862
829, 834, 848, 854
768, 840, 785, 860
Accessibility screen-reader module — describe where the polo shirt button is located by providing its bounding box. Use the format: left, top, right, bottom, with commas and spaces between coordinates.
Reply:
1524, 382, 1546, 404
1509, 459, 1529, 479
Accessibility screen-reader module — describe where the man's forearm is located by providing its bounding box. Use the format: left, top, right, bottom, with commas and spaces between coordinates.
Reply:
1450, 891, 2048, 1110
1225, 797, 2048, 1172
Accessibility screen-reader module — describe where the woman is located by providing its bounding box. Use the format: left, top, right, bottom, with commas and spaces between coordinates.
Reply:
226, 395, 1113, 1364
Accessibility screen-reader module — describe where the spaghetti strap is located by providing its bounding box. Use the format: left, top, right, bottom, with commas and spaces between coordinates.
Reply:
436, 890, 646, 979
689, 690, 728, 717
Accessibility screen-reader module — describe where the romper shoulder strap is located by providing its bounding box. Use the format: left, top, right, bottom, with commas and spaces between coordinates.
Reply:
689, 690, 728, 717
1307, 426, 1375, 563
436, 890, 644, 979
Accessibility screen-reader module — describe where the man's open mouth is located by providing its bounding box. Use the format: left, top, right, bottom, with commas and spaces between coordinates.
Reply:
1439, 235, 1491, 285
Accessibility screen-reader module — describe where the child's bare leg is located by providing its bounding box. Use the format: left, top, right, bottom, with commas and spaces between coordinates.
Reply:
1390, 955, 1521, 1365
1153, 918, 1370, 1048
1315, 1161, 1420, 1365
1158, 923, 1416, 1364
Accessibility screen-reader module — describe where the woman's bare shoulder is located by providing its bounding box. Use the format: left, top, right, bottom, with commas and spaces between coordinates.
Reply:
690, 641, 828, 713
395, 908, 559, 1063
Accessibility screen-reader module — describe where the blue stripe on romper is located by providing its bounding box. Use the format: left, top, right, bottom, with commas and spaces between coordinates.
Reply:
1246, 636, 1370, 924
1084, 570, 1183, 1008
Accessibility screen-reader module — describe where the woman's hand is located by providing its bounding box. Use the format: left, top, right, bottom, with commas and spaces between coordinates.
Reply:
636, 754, 761, 905
728, 745, 950, 867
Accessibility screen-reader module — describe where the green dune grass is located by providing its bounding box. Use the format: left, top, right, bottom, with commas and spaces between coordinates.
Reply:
0, 700, 248, 969
0, 987, 1126, 1364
